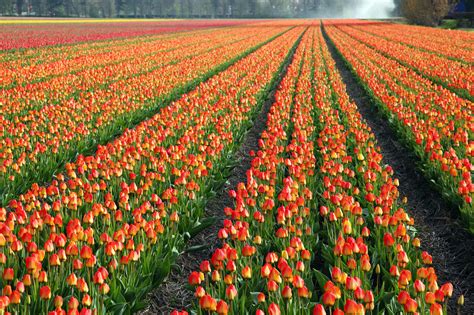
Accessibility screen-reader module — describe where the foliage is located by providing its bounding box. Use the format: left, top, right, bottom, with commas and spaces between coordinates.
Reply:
401, 0, 457, 26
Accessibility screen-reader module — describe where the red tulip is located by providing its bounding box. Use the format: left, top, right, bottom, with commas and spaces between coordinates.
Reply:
39, 286, 51, 300
268, 303, 281, 315
313, 304, 326, 315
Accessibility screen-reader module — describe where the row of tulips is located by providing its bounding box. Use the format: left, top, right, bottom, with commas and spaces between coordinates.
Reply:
181, 25, 454, 315
317, 26, 454, 314
182, 25, 317, 315
323, 23, 474, 232
1, 26, 268, 90
0, 29, 210, 80
318, 19, 472, 55
0, 25, 306, 314
329, 23, 473, 99
349, 23, 474, 64
0, 19, 252, 51
0, 26, 273, 117
1, 28, 216, 89
0, 25, 288, 205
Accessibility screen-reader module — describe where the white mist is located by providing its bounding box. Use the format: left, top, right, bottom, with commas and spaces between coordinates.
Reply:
344, 0, 396, 18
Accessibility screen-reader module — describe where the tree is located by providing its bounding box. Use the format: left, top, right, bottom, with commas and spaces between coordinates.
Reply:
402, 0, 458, 26
16, 0, 23, 14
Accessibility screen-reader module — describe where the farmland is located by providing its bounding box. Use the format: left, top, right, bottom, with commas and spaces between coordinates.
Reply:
0, 19, 472, 315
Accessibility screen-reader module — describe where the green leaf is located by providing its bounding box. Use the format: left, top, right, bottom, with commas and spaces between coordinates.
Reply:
189, 216, 218, 237
313, 269, 330, 289
250, 292, 261, 304
321, 244, 334, 264
185, 244, 208, 253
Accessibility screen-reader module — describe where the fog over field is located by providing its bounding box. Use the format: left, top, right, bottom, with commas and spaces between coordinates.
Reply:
317, 0, 396, 18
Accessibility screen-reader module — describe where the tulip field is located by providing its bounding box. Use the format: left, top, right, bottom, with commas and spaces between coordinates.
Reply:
0, 19, 472, 315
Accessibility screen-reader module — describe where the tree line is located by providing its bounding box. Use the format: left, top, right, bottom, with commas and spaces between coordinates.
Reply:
0, 0, 468, 27
1, 0, 401, 18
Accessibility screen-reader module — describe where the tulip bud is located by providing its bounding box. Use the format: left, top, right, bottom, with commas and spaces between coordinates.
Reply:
200, 261, 211, 273
425, 292, 436, 304
414, 279, 425, 293
430, 303, 443, 315
440, 283, 453, 297
216, 300, 228, 315
39, 286, 51, 300
199, 294, 217, 311
82, 294, 92, 306
313, 304, 326, 315
188, 271, 202, 286
242, 266, 252, 279
282, 285, 292, 299
267, 280, 278, 292
268, 303, 281, 315
68, 297, 79, 310
99, 283, 110, 295
322, 291, 336, 306
54, 295, 63, 308
225, 285, 237, 300
404, 297, 418, 313
2, 268, 14, 281
398, 291, 410, 305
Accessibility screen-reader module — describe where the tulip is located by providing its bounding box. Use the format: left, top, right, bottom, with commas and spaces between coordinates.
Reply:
440, 282, 453, 297
435, 289, 445, 302
76, 278, 89, 293
268, 303, 281, 315
282, 285, 292, 299
343, 299, 360, 314
414, 279, 425, 293
39, 286, 51, 300
216, 300, 228, 315
313, 304, 326, 315
267, 280, 278, 292
9, 290, 21, 304
322, 291, 336, 306
225, 284, 237, 300
68, 297, 79, 310
404, 297, 418, 313
242, 266, 252, 279
425, 291, 436, 304
188, 271, 202, 286
2, 268, 14, 281
99, 283, 110, 295
346, 276, 359, 291
200, 261, 211, 273
199, 295, 217, 311
398, 291, 410, 305
82, 294, 92, 307
80, 245, 93, 259
54, 296, 63, 308
430, 303, 443, 315
383, 233, 395, 247
195, 286, 205, 298
261, 264, 272, 278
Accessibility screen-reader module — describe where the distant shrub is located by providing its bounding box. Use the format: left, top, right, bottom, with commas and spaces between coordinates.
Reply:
402, 0, 457, 26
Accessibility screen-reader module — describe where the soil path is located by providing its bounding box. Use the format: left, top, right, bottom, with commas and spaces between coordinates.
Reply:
322, 24, 474, 314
